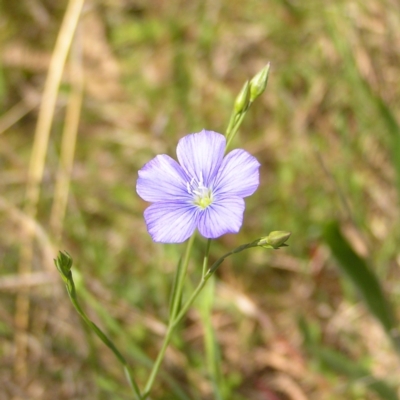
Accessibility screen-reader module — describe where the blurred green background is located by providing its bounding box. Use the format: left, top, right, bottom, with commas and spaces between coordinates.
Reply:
1, 0, 400, 399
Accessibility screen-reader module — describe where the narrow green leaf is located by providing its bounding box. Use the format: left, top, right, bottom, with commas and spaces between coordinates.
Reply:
324, 222, 400, 354
199, 276, 225, 400
370, 93, 400, 196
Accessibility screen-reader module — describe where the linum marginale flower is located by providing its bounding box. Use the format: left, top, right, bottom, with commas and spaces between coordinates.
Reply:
136, 130, 260, 243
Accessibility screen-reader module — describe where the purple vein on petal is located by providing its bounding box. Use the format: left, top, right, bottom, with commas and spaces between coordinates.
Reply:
176, 130, 226, 186
197, 196, 245, 238
136, 154, 190, 203
213, 149, 260, 198
144, 202, 199, 243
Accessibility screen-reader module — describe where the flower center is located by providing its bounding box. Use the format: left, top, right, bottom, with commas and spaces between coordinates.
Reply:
186, 174, 214, 209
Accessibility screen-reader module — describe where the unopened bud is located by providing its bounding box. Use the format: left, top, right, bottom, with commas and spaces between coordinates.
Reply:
249, 63, 270, 103
258, 231, 291, 249
234, 80, 251, 114
54, 251, 73, 277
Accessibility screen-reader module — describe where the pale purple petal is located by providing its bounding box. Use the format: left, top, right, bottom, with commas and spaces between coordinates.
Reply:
144, 202, 199, 243
176, 130, 225, 186
136, 154, 190, 202
213, 149, 260, 198
197, 196, 245, 238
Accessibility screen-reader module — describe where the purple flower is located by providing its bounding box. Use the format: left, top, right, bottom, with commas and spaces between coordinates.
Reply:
136, 130, 260, 243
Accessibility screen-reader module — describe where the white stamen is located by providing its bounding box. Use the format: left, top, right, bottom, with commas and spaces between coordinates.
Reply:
186, 173, 213, 209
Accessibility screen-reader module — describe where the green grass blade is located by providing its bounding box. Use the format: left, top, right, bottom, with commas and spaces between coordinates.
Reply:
324, 221, 400, 354
370, 93, 400, 196
199, 276, 225, 400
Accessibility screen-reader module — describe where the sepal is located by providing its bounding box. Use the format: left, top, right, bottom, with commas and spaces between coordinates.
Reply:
249, 63, 270, 103
258, 230, 291, 249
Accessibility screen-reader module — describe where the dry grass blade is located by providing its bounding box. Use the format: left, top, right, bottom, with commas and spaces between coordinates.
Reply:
14, 0, 85, 380
0, 97, 40, 136
50, 33, 84, 243
0, 272, 57, 291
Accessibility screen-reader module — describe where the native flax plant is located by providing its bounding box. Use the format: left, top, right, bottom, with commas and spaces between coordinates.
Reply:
55, 64, 291, 399
136, 134, 288, 398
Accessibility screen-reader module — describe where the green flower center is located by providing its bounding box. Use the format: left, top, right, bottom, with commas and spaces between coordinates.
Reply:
187, 174, 214, 209
194, 189, 213, 209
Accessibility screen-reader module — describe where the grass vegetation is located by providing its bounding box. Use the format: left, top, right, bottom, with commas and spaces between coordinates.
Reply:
0, 0, 400, 399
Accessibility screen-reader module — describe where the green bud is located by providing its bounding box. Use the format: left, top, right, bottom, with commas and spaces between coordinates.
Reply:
258, 231, 291, 249
249, 63, 270, 103
54, 251, 73, 277
234, 80, 251, 114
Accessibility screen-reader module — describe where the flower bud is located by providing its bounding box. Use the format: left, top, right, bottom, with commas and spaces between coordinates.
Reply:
234, 80, 251, 114
54, 251, 73, 277
258, 230, 291, 249
249, 63, 270, 103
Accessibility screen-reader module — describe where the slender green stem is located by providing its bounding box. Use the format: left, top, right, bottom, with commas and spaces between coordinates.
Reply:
143, 234, 196, 397
168, 257, 182, 319
225, 113, 237, 144
207, 240, 258, 275
142, 238, 262, 399
200, 241, 224, 399
55, 252, 142, 399
170, 233, 196, 320
226, 112, 246, 150
172, 240, 259, 328
202, 239, 212, 278
142, 324, 174, 398
67, 279, 142, 399
173, 276, 209, 329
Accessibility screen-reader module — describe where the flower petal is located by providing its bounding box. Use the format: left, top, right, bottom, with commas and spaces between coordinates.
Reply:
213, 149, 260, 198
136, 154, 190, 202
176, 130, 226, 186
144, 202, 199, 243
197, 196, 245, 238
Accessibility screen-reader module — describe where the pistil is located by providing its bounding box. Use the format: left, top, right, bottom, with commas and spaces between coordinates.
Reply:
186, 174, 214, 209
